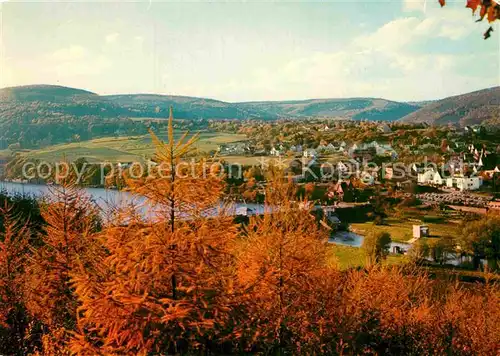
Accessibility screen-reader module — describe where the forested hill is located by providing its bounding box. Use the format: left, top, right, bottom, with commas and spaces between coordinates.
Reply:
236, 98, 420, 121
0, 85, 97, 102
0, 84, 420, 121
399, 87, 500, 127
0, 84, 497, 150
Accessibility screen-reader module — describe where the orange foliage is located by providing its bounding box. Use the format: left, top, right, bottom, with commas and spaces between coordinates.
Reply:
442, 1, 500, 39
23, 178, 103, 353
0, 107, 499, 354
0, 204, 30, 352
68, 108, 237, 354
231, 180, 335, 353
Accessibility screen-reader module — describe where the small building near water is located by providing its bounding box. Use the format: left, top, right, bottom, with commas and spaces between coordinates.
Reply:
413, 225, 429, 238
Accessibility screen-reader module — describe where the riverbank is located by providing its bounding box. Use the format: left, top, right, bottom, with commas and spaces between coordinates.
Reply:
349, 218, 460, 243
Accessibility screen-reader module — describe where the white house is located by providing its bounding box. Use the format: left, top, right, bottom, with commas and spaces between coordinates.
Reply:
417, 169, 434, 184
270, 147, 282, 157
432, 172, 444, 185
337, 161, 349, 173
235, 206, 255, 216
303, 148, 317, 158
418, 169, 443, 185
326, 143, 336, 152
446, 175, 483, 191
348, 143, 358, 156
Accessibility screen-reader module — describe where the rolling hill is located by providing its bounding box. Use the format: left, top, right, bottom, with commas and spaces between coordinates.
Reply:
0, 84, 498, 128
0, 84, 498, 150
0, 84, 97, 102
0, 84, 420, 121
399, 87, 500, 127
237, 98, 420, 121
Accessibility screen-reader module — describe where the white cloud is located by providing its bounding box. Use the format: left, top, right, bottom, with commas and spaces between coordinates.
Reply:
38, 45, 113, 80
50, 45, 87, 62
403, 0, 428, 13
105, 32, 120, 43
213, 11, 497, 102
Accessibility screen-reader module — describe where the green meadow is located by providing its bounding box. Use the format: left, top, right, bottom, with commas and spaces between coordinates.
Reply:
17, 132, 248, 163
350, 217, 460, 243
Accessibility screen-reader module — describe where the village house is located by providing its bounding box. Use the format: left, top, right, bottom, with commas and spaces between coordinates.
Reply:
337, 161, 350, 174
351, 147, 376, 162
326, 143, 336, 152
290, 144, 304, 153
270, 146, 282, 157
316, 144, 326, 153
303, 148, 317, 158
417, 168, 444, 186
218, 142, 249, 155
446, 174, 483, 191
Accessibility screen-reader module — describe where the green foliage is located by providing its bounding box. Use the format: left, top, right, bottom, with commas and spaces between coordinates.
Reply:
430, 235, 456, 265
363, 230, 392, 266
460, 214, 500, 270
409, 239, 430, 263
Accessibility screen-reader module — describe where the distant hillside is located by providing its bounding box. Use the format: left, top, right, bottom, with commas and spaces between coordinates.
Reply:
104, 94, 266, 119
237, 98, 419, 121
0, 84, 420, 121
1, 84, 498, 150
399, 87, 500, 127
0, 84, 97, 102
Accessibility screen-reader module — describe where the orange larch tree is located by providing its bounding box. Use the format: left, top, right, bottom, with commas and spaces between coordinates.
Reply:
0, 204, 31, 355
232, 177, 335, 354
69, 107, 238, 354
23, 175, 103, 353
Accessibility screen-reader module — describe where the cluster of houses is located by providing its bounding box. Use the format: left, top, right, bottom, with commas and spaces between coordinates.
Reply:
217, 141, 252, 156
416, 168, 484, 191
219, 140, 398, 163
414, 143, 499, 192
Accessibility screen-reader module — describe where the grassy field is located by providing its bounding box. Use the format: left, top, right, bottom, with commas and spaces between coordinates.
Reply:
350, 217, 460, 243
329, 244, 408, 270
18, 132, 248, 163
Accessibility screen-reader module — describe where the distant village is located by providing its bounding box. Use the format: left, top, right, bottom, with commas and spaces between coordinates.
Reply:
214, 121, 500, 214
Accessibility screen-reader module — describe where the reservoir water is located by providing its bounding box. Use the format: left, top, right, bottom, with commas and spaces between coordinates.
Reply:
0, 182, 423, 256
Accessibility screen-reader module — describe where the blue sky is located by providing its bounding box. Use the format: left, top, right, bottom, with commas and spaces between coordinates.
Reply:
0, 0, 498, 101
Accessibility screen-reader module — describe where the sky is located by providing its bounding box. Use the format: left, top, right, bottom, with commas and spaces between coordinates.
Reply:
0, 0, 499, 102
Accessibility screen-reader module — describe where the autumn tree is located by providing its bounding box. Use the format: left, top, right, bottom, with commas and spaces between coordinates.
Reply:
363, 230, 392, 266
0, 204, 31, 355
409, 238, 431, 264
232, 177, 334, 353
70, 107, 238, 354
460, 213, 500, 270
430, 235, 456, 265
23, 175, 103, 352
